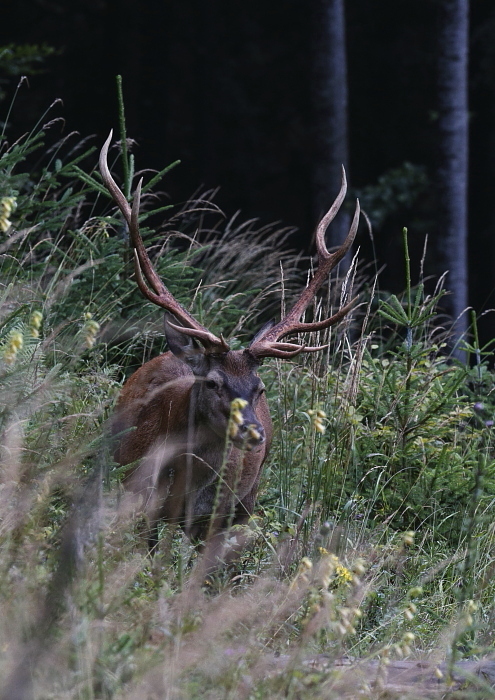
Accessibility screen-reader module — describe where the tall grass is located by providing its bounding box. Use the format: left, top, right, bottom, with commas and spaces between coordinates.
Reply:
2, 100, 495, 698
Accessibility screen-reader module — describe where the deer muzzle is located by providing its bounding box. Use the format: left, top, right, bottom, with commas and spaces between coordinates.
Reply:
229, 402, 265, 450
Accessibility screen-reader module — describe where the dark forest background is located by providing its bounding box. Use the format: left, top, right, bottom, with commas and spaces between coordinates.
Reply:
2, 0, 495, 348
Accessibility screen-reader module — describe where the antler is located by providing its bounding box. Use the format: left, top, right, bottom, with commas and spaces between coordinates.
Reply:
99, 131, 229, 354
248, 168, 360, 360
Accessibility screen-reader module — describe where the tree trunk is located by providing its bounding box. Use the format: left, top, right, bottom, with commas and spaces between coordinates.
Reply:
437, 0, 469, 353
311, 0, 351, 265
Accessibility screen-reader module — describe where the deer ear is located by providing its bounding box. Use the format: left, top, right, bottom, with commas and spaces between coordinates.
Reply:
164, 314, 208, 375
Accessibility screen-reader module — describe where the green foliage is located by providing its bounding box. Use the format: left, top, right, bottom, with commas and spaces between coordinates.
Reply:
0, 43, 56, 102
355, 161, 427, 229
3, 96, 495, 698
0, 43, 56, 78
268, 232, 494, 549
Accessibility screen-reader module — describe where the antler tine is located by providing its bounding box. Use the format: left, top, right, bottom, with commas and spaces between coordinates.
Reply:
248, 167, 360, 360
131, 177, 169, 296
165, 318, 229, 350
100, 131, 162, 296
99, 130, 132, 224
100, 132, 229, 354
315, 166, 348, 259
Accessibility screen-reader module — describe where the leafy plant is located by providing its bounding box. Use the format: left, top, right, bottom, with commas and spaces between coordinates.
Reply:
355, 162, 427, 229
3, 88, 495, 699
0, 43, 57, 102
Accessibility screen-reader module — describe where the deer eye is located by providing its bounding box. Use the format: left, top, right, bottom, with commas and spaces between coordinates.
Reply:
205, 378, 220, 390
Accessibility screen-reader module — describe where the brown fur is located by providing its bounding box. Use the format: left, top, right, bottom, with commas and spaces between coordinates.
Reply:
113, 349, 272, 569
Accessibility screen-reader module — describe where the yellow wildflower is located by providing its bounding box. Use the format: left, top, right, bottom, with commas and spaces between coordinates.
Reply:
83, 312, 100, 348
308, 407, 327, 434
247, 425, 261, 441
336, 564, 353, 584
29, 311, 43, 338
3, 329, 24, 365
0, 196, 17, 233
228, 398, 248, 439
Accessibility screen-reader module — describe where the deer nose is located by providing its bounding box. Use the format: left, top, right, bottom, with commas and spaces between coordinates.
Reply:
238, 421, 265, 447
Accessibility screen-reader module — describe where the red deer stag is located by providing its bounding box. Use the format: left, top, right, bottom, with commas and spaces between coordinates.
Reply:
100, 132, 360, 570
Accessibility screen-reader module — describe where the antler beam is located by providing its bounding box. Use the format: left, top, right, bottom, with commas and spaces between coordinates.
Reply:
99, 132, 229, 354
248, 168, 360, 360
